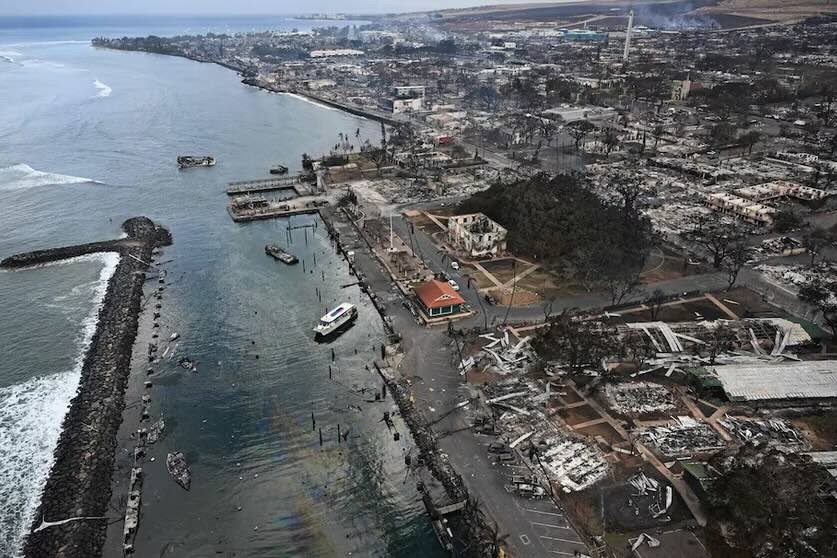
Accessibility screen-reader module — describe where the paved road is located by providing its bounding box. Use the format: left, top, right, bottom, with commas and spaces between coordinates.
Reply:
391, 212, 731, 327
327, 209, 588, 557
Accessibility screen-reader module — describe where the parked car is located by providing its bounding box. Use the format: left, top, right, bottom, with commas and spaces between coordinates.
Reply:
448, 279, 460, 291
450, 261, 460, 271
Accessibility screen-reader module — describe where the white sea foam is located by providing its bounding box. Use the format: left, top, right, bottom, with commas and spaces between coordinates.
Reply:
0, 252, 119, 557
93, 79, 112, 98
2, 40, 88, 48
283, 92, 340, 112
0, 163, 96, 191
19, 59, 66, 69
0, 51, 20, 64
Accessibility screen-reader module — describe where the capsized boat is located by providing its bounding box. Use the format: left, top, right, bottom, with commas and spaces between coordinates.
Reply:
265, 244, 298, 264
166, 451, 191, 490
177, 155, 215, 169
314, 302, 358, 337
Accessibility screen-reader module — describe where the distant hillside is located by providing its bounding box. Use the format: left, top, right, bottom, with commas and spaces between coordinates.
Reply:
385, 0, 835, 29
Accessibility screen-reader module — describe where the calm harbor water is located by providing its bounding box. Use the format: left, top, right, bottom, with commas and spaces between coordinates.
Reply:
0, 16, 442, 557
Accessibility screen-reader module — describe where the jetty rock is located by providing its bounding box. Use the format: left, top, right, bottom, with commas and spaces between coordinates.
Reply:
1, 216, 171, 268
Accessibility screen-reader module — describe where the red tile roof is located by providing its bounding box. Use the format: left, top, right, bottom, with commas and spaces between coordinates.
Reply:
414, 279, 465, 309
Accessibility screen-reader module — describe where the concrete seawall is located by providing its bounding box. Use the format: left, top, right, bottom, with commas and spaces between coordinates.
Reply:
4, 217, 172, 558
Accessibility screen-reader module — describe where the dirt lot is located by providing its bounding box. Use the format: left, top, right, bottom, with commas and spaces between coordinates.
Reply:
598, 468, 693, 532
640, 245, 701, 285
557, 404, 603, 427
576, 421, 625, 445
480, 258, 518, 284
791, 413, 837, 450
517, 268, 589, 300
460, 265, 495, 289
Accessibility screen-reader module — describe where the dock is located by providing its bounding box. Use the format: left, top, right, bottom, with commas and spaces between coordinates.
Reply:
226, 175, 305, 196
227, 195, 329, 222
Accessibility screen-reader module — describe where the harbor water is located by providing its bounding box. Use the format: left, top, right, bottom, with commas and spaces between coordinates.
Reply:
0, 16, 444, 557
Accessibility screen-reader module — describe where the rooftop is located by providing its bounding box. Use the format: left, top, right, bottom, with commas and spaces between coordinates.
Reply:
712, 360, 837, 402
414, 279, 466, 309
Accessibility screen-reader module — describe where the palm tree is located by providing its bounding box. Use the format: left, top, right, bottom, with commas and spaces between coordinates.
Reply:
480, 519, 510, 557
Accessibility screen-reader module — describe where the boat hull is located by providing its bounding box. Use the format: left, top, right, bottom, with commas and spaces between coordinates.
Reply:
314, 307, 358, 339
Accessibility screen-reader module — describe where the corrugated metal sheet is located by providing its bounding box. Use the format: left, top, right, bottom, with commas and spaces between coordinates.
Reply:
713, 361, 837, 401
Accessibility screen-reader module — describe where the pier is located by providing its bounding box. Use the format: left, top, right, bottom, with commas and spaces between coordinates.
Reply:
11, 217, 172, 558
225, 175, 306, 196
227, 195, 329, 222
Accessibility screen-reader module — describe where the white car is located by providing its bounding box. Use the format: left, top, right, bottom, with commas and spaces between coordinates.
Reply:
450, 261, 460, 271
448, 279, 460, 291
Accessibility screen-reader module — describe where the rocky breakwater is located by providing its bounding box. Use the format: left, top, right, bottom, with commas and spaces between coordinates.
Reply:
2, 217, 172, 558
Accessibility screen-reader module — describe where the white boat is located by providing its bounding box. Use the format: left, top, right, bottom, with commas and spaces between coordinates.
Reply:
314, 302, 358, 337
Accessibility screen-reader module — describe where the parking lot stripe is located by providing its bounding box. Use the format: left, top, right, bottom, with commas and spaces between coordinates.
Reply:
524, 508, 565, 517
539, 535, 586, 546
531, 521, 573, 530
546, 551, 577, 556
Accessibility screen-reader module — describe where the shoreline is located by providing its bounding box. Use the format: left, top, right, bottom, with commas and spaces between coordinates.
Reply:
92, 42, 402, 127
5, 217, 172, 558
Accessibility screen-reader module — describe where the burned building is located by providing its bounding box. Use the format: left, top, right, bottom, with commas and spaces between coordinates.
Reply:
447, 213, 507, 258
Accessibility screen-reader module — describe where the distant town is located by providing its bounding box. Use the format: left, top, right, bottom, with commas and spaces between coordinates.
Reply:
87, 2, 837, 557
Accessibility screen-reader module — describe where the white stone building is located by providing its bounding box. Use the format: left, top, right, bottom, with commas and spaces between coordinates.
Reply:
447, 213, 507, 257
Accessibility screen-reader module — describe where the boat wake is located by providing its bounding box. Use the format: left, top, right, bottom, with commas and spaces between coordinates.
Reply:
0, 163, 97, 191
0, 252, 119, 558
93, 79, 111, 98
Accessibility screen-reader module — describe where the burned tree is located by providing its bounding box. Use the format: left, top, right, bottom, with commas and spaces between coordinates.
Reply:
798, 279, 837, 337
707, 447, 837, 558
693, 223, 745, 269
534, 311, 616, 372
722, 241, 749, 290
566, 120, 596, 152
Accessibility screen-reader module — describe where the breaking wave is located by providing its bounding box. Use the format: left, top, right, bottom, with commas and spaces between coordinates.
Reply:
0, 252, 119, 558
93, 79, 111, 98
283, 92, 340, 112
0, 51, 20, 64
0, 163, 97, 191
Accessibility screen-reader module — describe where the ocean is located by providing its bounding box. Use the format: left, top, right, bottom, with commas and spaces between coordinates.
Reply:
0, 16, 442, 557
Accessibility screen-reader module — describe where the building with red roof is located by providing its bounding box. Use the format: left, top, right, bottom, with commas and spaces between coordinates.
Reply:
414, 279, 466, 318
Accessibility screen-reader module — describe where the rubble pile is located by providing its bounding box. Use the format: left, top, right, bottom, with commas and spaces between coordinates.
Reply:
461, 331, 535, 376
637, 416, 725, 457
756, 263, 837, 295
718, 416, 809, 449
628, 472, 674, 520
605, 382, 677, 416
483, 379, 609, 492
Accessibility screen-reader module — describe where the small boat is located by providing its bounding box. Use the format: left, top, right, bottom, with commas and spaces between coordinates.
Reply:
265, 244, 298, 264
269, 164, 288, 175
314, 302, 358, 338
166, 451, 191, 490
177, 155, 215, 169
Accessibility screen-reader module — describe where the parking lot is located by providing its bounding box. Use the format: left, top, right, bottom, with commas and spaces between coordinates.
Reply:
488, 443, 589, 557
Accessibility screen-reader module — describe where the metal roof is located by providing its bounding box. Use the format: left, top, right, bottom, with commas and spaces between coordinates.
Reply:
712, 361, 837, 401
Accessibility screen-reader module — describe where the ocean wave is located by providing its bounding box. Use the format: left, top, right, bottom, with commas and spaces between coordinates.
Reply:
282, 92, 340, 112
0, 252, 119, 558
19, 59, 66, 69
1, 40, 88, 48
0, 163, 97, 191
0, 50, 20, 64
93, 79, 112, 98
